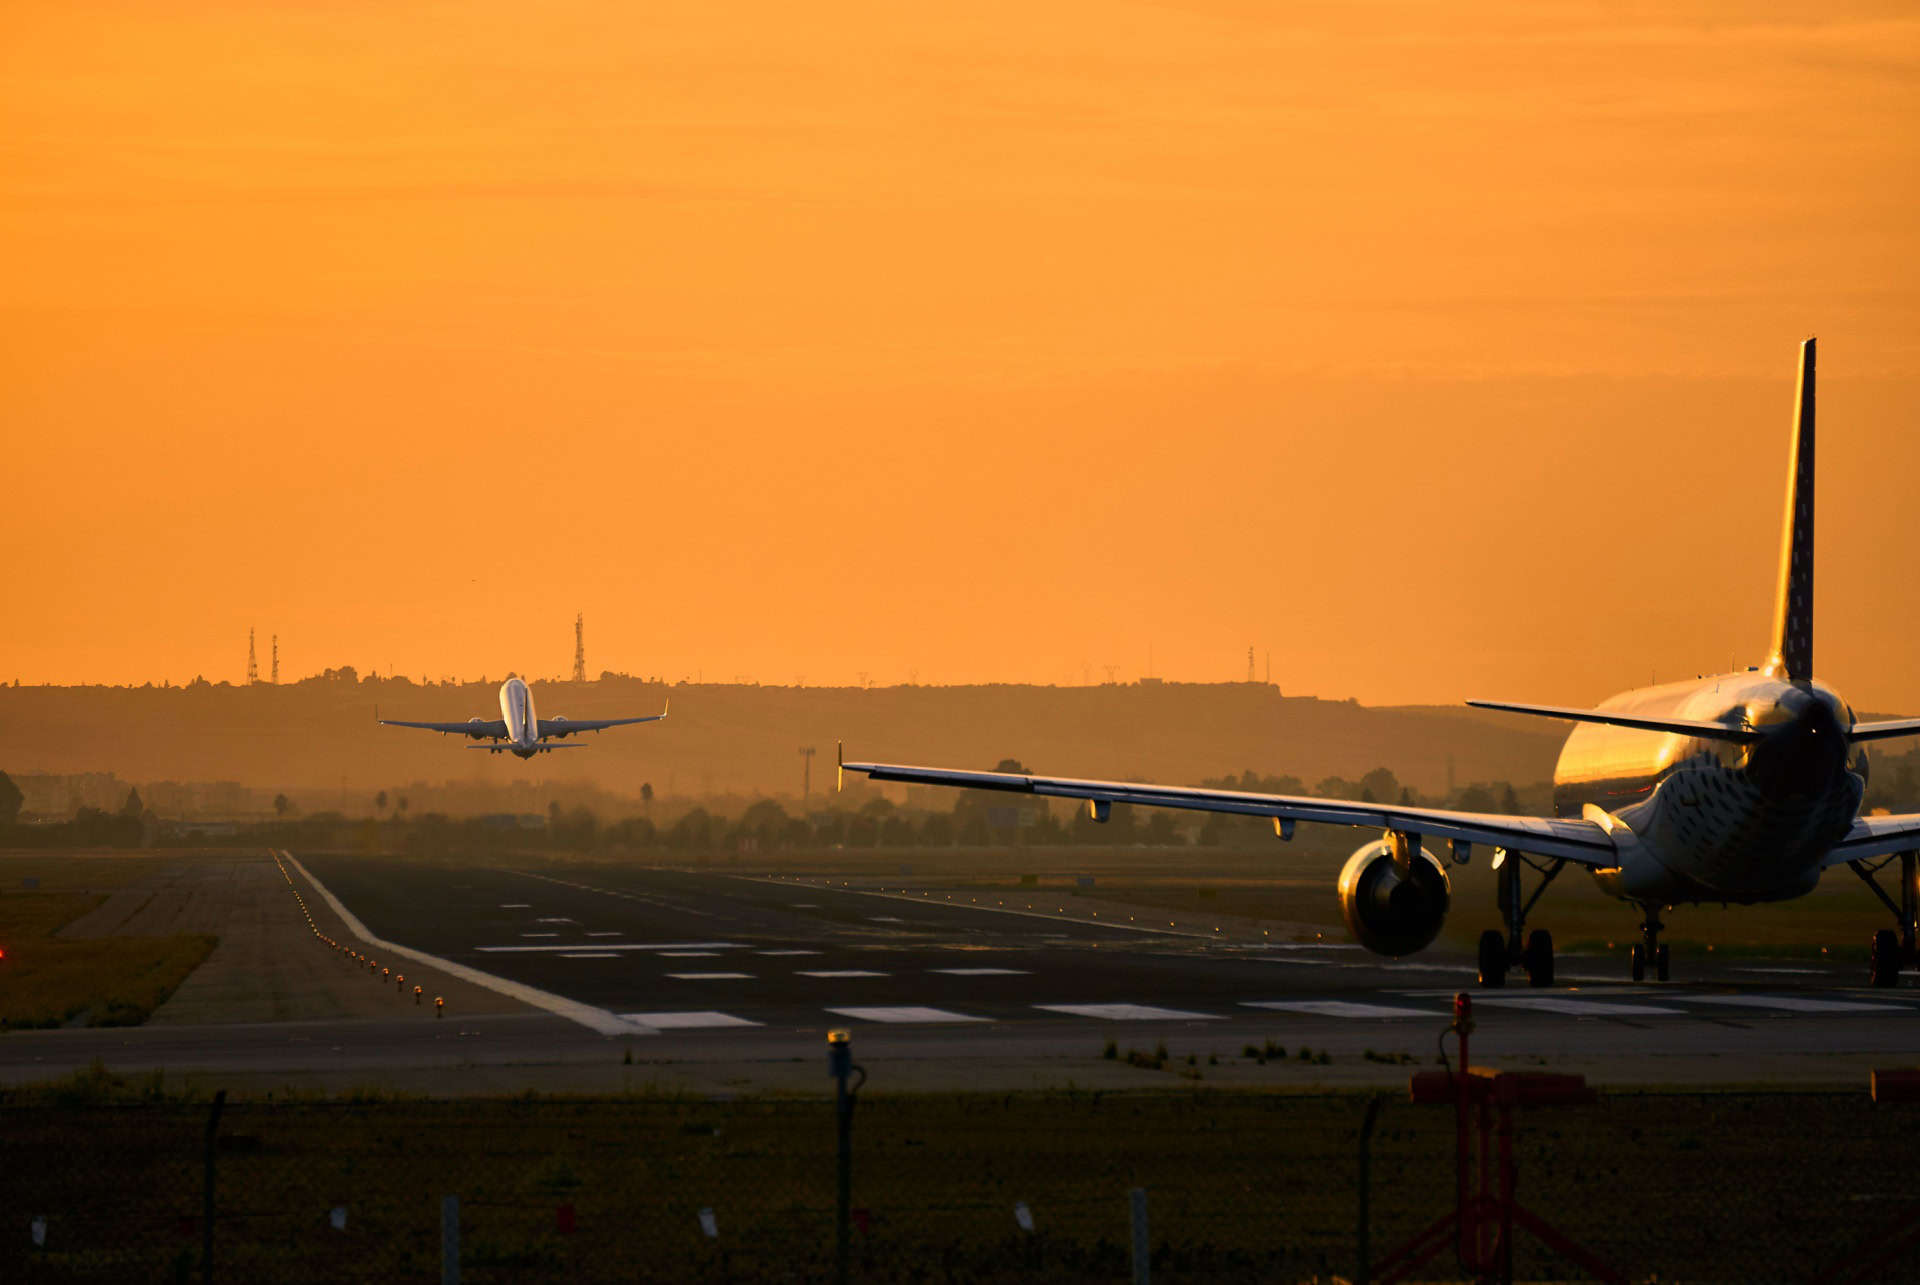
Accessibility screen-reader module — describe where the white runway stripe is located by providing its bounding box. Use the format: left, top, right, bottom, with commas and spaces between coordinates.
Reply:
827, 1005, 985, 1024
520, 932, 559, 938
1683, 994, 1907, 1013
1242, 1000, 1435, 1019
586, 931, 623, 938
561, 952, 619, 959
757, 949, 821, 956
499, 903, 531, 909
659, 951, 720, 958
931, 968, 1029, 976
1471, 996, 1685, 1016
622, 1011, 762, 1029
1035, 1003, 1221, 1021
475, 942, 740, 953
798, 970, 888, 978
665, 972, 754, 980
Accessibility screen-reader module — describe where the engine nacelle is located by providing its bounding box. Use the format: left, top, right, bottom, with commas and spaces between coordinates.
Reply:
465, 716, 490, 740
1337, 838, 1452, 957
549, 716, 570, 737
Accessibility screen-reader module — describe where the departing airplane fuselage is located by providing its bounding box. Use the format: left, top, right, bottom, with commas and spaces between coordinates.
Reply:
497, 677, 541, 758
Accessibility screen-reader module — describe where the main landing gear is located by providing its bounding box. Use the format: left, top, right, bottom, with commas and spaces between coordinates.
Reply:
1629, 905, 1670, 983
1476, 851, 1565, 988
1851, 851, 1918, 989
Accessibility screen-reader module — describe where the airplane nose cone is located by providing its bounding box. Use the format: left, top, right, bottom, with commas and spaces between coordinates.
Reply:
1743, 690, 1847, 799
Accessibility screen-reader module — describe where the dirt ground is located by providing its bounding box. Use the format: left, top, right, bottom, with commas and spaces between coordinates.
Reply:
58, 850, 531, 1024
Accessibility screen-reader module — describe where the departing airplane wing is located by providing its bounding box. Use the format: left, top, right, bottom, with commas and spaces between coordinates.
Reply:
838, 754, 1617, 866
536, 700, 668, 740
380, 717, 508, 738
1822, 813, 1920, 865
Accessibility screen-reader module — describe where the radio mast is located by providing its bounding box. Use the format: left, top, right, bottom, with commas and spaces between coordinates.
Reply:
573, 613, 587, 683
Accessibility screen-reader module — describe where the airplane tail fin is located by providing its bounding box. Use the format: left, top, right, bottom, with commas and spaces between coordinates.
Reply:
1765, 337, 1817, 681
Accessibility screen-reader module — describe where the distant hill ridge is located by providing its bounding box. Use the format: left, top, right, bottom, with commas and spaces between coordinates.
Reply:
0, 678, 1566, 801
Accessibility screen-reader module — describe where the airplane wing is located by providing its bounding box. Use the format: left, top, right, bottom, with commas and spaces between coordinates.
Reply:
1848, 718, 1920, 743
381, 717, 508, 738
838, 755, 1617, 866
537, 701, 669, 740
1822, 813, 1920, 865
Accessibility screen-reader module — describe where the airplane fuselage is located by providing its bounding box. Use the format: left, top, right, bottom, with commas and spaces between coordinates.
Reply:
1553, 672, 1864, 905
499, 677, 541, 758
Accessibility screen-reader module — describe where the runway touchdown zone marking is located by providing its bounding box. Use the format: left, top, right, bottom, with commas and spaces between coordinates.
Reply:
1242, 1000, 1435, 1019
622, 1011, 762, 1029
1035, 1003, 1221, 1022
827, 1006, 985, 1024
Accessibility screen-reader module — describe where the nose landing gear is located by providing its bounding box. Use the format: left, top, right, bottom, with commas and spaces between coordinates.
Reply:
1476, 852, 1565, 988
1629, 907, 1671, 982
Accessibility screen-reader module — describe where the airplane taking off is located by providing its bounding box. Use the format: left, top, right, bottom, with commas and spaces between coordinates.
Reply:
842, 340, 1920, 989
380, 676, 666, 759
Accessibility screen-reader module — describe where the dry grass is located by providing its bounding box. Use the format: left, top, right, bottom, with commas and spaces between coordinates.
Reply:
0, 854, 217, 1029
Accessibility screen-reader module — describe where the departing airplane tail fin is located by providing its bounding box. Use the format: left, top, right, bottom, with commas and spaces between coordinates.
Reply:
1765, 337, 1817, 682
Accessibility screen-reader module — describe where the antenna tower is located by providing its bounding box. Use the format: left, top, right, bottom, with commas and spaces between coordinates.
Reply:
1247, 646, 1255, 683
572, 613, 587, 683
271, 635, 279, 683
247, 628, 258, 685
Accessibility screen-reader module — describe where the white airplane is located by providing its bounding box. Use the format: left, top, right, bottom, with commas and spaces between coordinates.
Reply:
841, 340, 1920, 988
380, 676, 667, 759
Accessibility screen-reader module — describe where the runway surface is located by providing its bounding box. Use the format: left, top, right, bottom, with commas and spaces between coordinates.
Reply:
5, 854, 1917, 1093
299, 857, 1920, 1053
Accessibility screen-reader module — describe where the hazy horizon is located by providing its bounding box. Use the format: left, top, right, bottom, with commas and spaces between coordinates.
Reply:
6, 3, 1917, 707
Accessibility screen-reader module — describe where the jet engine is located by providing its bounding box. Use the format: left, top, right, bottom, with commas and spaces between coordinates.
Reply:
465, 717, 490, 740
1337, 836, 1451, 957
548, 716, 570, 737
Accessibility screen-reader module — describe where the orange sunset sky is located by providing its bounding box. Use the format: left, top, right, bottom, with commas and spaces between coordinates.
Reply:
4, 2, 1917, 708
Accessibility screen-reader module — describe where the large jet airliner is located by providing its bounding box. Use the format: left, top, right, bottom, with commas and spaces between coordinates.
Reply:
380, 676, 666, 759
841, 340, 1920, 988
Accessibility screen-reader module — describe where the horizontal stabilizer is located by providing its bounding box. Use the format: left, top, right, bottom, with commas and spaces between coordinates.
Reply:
466, 743, 587, 751
1468, 699, 1765, 743
1848, 718, 1920, 743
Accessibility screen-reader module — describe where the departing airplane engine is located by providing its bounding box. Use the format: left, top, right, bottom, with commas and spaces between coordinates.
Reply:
1337, 838, 1452, 956
548, 716, 570, 737
464, 717, 490, 740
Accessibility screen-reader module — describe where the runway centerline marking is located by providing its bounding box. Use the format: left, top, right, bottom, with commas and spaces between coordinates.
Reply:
827, 1006, 985, 1024
499, 903, 531, 909
931, 968, 1029, 976
757, 949, 821, 956
622, 1011, 762, 1029
1242, 1000, 1435, 1019
520, 932, 559, 938
666, 972, 754, 981
562, 952, 619, 959
658, 951, 720, 958
1035, 1003, 1221, 1021
798, 970, 887, 979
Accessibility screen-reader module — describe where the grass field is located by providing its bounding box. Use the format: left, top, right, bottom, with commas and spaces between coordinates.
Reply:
3, 1080, 1915, 1282
0, 853, 217, 1029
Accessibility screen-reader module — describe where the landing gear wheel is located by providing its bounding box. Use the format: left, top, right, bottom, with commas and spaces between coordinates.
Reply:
1478, 929, 1509, 988
1871, 929, 1902, 988
1524, 929, 1555, 988
1655, 942, 1671, 983
1630, 943, 1647, 983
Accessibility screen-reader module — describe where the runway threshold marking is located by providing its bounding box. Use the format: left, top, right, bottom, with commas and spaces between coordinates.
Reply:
282, 851, 658, 1038
1241, 1000, 1435, 1019
475, 942, 741, 953
1035, 1003, 1221, 1021
827, 1006, 985, 1024
1683, 994, 1907, 1014
621, 1011, 762, 1029
1470, 996, 1686, 1017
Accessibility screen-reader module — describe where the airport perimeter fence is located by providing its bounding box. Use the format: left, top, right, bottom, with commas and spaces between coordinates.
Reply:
3, 1086, 1919, 1283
